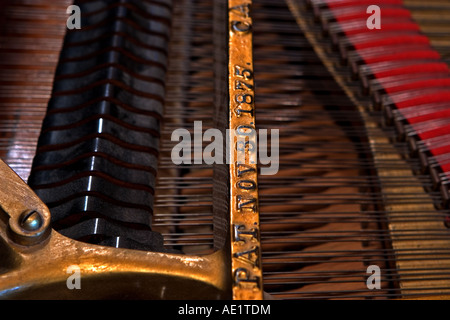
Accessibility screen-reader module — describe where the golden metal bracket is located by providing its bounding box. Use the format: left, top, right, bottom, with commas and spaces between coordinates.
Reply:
0, 159, 52, 246
228, 0, 264, 300
0, 158, 231, 299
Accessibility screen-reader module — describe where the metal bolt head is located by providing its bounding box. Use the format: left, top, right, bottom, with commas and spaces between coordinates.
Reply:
20, 210, 43, 232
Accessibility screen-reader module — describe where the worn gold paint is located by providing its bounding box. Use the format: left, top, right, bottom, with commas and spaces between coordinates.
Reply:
228, 0, 263, 300
0, 159, 231, 299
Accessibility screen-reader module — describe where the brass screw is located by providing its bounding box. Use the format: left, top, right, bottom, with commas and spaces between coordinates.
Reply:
20, 210, 43, 232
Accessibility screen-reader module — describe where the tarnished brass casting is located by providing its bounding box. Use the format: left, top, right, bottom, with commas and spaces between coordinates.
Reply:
0, 158, 231, 299
0, 160, 51, 246
228, 0, 264, 300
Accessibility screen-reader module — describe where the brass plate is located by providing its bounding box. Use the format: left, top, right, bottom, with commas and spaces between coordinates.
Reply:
228, 0, 264, 300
